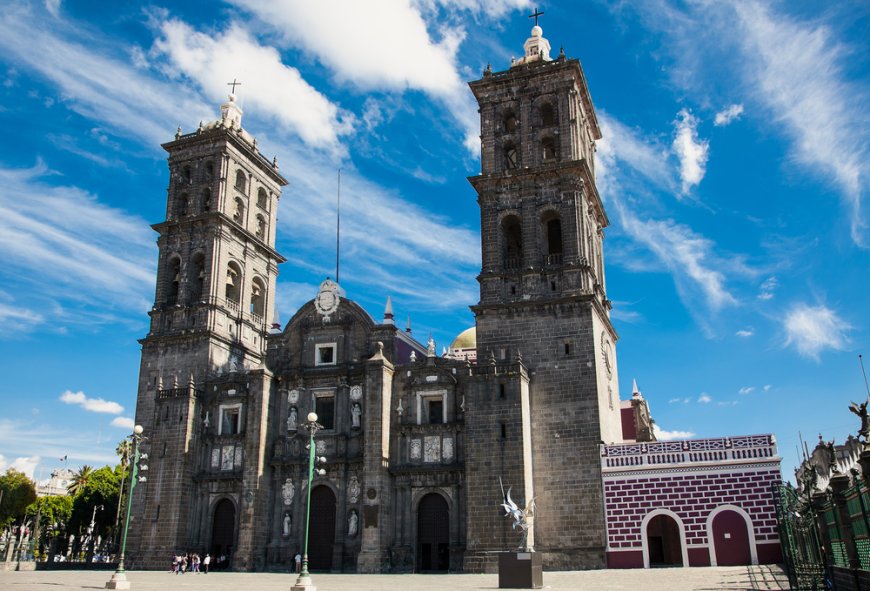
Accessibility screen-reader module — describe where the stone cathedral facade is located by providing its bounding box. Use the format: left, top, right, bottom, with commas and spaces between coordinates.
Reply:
127, 25, 627, 573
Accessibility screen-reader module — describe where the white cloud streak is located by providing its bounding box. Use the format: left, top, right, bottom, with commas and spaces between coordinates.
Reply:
0, 454, 41, 478
653, 424, 696, 440
698, 393, 712, 404
59, 390, 124, 415
736, 328, 754, 337
783, 303, 851, 360
111, 417, 135, 429
672, 109, 709, 194
714, 103, 743, 126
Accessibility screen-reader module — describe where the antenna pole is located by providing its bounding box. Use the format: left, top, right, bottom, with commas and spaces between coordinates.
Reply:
860, 354, 870, 397
336, 169, 341, 284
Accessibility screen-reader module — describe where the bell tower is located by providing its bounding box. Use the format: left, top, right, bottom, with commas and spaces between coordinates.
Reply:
466, 22, 622, 569
128, 93, 287, 567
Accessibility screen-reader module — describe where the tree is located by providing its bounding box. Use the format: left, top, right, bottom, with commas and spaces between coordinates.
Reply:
67, 465, 93, 497
0, 469, 37, 528
25, 495, 73, 532
115, 440, 132, 469
68, 466, 121, 537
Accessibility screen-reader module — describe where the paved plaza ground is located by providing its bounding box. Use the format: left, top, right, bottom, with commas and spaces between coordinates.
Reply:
0, 565, 791, 591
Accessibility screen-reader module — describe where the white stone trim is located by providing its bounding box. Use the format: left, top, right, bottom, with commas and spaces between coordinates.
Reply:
315, 342, 338, 366
218, 402, 243, 435
706, 504, 758, 566
415, 389, 448, 425
602, 461, 781, 481
640, 508, 689, 569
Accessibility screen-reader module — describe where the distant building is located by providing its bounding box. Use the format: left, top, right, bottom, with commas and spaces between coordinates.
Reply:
36, 468, 74, 497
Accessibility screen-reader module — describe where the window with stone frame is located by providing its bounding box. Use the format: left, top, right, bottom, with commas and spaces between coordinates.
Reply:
190, 253, 206, 301
257, 187, 268, 210
504, 143, 519, 170
225, 262, 241, 305
250, 277, 265, 318
314, 391, 335, 430
416, 391, 447, 425
202, 188, 211, 212
540, 103, 556, 127
178, 192, 189, 217
255, 214, 267, 239
315, 343, 337, 366
166, 256, 181, 304
503, 111, 518, 133
205, 161, 214, 182
235, 169, 247, 193
501, 215, 523, 270
233, 197, 246, 224
219, 404, 243, 435
542, 137, 558, 162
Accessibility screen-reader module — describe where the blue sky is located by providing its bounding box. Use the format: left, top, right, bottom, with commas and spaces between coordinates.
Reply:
0, 0, 867, 484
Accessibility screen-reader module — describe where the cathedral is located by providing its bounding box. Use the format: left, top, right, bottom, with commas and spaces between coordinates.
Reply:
126, 22, 781, 573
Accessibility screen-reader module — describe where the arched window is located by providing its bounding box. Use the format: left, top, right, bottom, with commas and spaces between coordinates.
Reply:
257, 188, 268, 210
182, 165, 192, 183
250, 277, 265, 319
178, 192, 189, 217
504, 143, 519, 170
190, 253, 206, 302
542, 137, 557, 161
166, 257, 181, 304
255, 214, 267, 240
503, 111, 518, 133
235, 170, 247, 193
202, 188, 211, 212
543, 214, 562, 265
205, 162, 214, 182
540, 103, 556, 126
233, 197, 246, 224
225, 262, 241, 306
501, 216, 522, 270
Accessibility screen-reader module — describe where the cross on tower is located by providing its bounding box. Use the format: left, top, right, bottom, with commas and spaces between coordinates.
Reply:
528, 7, 544, 27
227, 78, 242, 93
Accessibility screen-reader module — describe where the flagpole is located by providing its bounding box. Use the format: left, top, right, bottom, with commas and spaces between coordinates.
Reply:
335, 169, 341, 284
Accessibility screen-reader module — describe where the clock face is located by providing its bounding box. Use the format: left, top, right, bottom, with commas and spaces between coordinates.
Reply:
601, 333, 613, 378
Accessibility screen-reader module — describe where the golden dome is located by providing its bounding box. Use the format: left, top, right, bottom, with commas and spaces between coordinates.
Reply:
450, 326, 476, 350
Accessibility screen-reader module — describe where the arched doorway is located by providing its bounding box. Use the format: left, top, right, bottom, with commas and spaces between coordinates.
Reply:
646, 513, 683, 566
712, 509, 752, 566
211, 498, 236, 569
308, 486, 336, 571
417, 493, 449, 572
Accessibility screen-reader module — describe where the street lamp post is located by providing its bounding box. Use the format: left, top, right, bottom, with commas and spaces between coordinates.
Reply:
292, 412, 325, 591
106, 425, 148, 590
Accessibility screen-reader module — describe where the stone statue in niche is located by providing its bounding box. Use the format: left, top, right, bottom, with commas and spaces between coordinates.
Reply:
347, 509, 359, 538
287, 406, 297, 431
347, 475, 360, 504
282, 478, 295, 506
283, 512, 292, 536
351, 402, 362, 428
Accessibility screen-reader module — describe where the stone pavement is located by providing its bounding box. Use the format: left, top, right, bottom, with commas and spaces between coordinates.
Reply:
0, 565, 791, 591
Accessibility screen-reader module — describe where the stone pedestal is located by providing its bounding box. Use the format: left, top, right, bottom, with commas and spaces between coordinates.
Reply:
104, 571, 131, 589
498, 551, 542, 589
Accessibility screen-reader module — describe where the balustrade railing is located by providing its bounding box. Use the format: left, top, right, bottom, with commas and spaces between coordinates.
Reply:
601, 434, 777, 469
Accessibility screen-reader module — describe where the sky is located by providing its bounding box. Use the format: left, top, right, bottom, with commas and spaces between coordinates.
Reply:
0, 0, 868, 485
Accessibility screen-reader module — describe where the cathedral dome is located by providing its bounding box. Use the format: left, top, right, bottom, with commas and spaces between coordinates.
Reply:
450, 326, 476, 350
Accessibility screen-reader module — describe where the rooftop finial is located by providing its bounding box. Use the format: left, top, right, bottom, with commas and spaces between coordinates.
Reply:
512, 7, 552, 68
383, 295, 394, 325
528, 7, 544, 27
227, 78, 242, 94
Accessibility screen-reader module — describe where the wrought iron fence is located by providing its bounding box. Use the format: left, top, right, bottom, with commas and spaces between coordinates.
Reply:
773, 482, 826, 590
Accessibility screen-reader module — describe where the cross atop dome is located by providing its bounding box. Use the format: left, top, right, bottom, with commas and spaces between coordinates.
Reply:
511, 8, 552, 67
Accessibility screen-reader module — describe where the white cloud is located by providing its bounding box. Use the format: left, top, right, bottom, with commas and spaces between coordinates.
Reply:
152, 19, 354, 156
736, 328, 754, 337
738, 386, 755, 395
111, 417, 135, 430
0, 454, 40, 478
732, 2, 868, 245
59, 390, 124, 415
0, 300, 44, 336
416, 0, 531, 19
758, 276, 777, 300
717, 400, 739, 407
653, 424, 696, 440
783, 303, 851, 359
0, 419, 117, 469
763, 384, 772, 392
672, 109, 709, 194
698, 393, 712, 404
44, 0, 60, 18
0, 162, 156, 329
714, 103, 743, 126
229, 0, 485, 153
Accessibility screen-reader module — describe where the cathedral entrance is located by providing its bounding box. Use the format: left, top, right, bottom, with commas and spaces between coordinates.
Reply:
646, 513, 683, 566
211, 498, 236, 568
712, 510, 752, 566
308, 486, 336, 571
416, 493, 449, 572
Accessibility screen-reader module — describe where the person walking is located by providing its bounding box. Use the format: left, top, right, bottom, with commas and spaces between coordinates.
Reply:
294, 552, 301, 573
203, 553, 210, 574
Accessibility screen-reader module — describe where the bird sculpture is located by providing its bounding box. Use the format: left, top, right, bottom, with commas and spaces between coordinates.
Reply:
499, 477, 536, 551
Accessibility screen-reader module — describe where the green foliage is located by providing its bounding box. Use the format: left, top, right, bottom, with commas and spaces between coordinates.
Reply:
68, 466, 121, 536
0, 468, 37, 528
67, 465, 94, 497
25, 495, 73, 532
